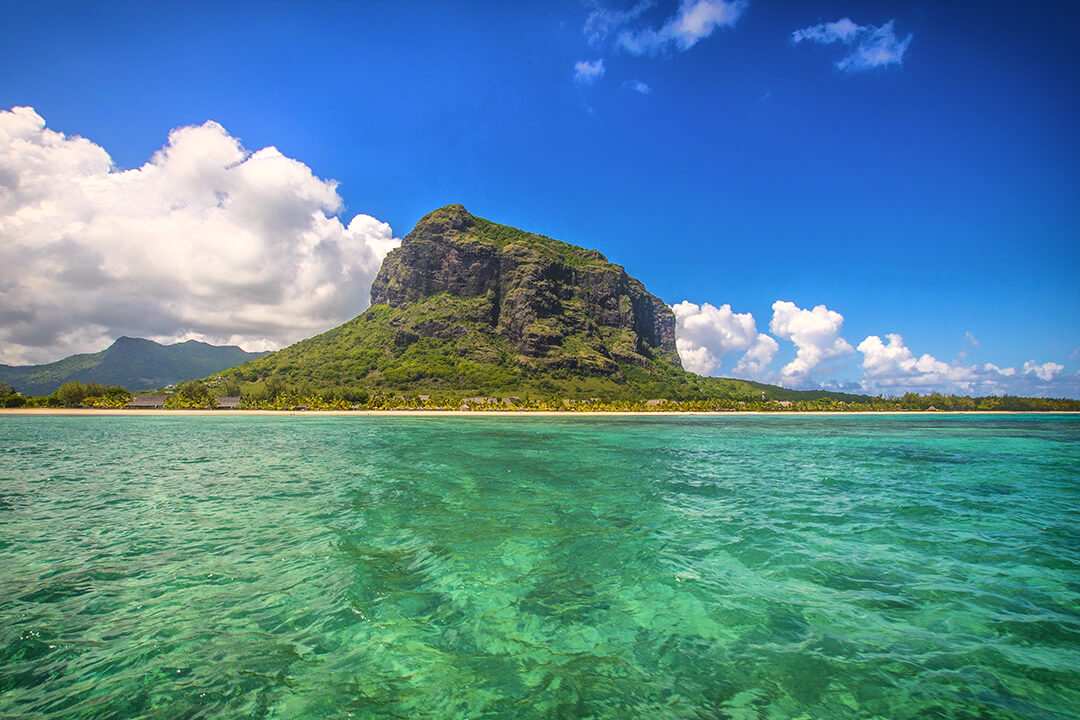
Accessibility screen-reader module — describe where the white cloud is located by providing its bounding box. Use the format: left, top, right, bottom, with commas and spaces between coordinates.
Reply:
965, 331, 979, 348
858, 334, 977, 393
856, 334, 1074, 396
618, 0, 745, 55
584, 1, 653, 45
673, 301, 756, 375
624, 80, 653, 94
574, 59, 606, 84
0, 106, 399, 365
732, 333, 779, 378
672, 293, 1076, 397
769, 300, 853, 383
983, 363, 1016, 377
791, 18, 862, 45
1023, 360, 1064, 382
792, 18, 912, 72
672, 301, 775, 378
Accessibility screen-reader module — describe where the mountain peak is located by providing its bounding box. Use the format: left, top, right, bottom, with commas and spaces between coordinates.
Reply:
0, 338, 268, 395
111, 336, 155, 347
363, 206, 679, 375
220, 206, 690, 395
409, 203, 475, 240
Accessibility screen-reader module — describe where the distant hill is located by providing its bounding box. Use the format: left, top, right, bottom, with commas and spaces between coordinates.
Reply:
220, 204, 868, 403
0, 337, 269, 396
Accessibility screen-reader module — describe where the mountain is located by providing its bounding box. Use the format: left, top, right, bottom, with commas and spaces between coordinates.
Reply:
371, 204, 681, 373
222, 204, 867, 403
0, 337, 269, 396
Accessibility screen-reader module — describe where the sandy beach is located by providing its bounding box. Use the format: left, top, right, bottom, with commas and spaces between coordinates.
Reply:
1, 408, 1074, 417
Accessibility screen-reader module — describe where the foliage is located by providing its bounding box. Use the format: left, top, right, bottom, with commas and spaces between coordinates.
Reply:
0, 380, 23, 407
164, 381, 217, 409
465, 215, 610, 270
0, 337, 268, 396
4, 380, 1076, 414
213, 377, 243, 396
208, 207, 880, 405
10, 381, 134, 408
87, 386, 133, 408
2, 394, 26, 408
167, 205, 1080, 414
204, 297, 1079, 412
53, 381, 107, 407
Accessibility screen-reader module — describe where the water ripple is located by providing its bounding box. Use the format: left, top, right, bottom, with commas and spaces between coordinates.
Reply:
0, 414, 1077, 719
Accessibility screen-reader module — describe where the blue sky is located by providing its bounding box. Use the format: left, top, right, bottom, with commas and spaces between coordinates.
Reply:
1, 0, 1077, 396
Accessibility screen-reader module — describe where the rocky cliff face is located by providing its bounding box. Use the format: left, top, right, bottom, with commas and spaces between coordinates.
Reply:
369, 205, 680, 374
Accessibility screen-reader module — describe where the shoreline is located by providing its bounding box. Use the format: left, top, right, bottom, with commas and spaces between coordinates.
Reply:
1, 408, 1077, 418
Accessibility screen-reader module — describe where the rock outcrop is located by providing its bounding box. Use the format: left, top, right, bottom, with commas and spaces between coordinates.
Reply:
369, 204, 680, 374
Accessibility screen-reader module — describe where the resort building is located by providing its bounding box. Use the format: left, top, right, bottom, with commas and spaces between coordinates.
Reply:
127, 395, 166, 409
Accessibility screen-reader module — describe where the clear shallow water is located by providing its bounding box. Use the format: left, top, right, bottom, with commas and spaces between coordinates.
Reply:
0, 415, 1078, 720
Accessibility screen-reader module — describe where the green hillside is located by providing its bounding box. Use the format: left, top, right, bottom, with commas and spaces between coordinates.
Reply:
0, 337, 268, 396
216, 205, 870, 405
222, 299, 866, 403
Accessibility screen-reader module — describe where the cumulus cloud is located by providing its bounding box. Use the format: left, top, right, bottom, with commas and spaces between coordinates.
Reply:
618, 0, 745, 55
792, 18, 912, 72
732, 333, 779, 378
672, 301, 776, 378
672, 294, 1075, 396
858, 334, 977, 393
574, 59, 606, 84
624, 80, 653, 94
1023, 360, 1064, 382
769, 300, 853, 383
0, 106, 399, 365
856, 334, 1074, 396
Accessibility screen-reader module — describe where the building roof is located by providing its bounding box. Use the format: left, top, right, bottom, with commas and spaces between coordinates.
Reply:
127, 395, 166, 408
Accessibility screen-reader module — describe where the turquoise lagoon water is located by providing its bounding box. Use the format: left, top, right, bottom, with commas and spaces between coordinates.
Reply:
0, 414, 1078, 719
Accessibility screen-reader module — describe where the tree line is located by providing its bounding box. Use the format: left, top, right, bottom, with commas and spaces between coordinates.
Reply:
2, 380, 1078, 412
1, 381, 132, 408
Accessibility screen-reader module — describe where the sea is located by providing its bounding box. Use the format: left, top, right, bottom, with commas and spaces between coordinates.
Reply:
1, 414, 1078, 719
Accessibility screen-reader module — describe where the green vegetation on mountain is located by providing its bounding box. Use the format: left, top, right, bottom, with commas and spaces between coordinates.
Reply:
2, 205, 1076, 413
163, 204, 1073, 413
0, 337, 268, 396
213, 205, 862, 404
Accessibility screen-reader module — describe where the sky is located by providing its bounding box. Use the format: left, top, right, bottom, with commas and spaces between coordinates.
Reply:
1, 0, 1078, 397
